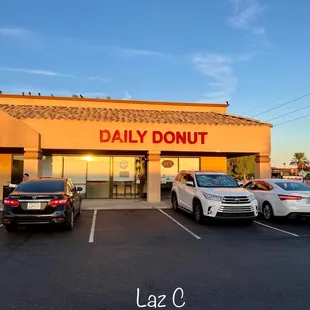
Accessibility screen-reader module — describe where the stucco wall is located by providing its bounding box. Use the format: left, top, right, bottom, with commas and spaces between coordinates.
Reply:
0, 154, 12, 201
19, 119, 271, 154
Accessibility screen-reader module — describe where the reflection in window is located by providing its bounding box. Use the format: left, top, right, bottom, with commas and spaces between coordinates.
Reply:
87, 157, 110, 181
161, 158, 179, 183
63, 157, 87, 184
196, 174, 239, 188
42, 156, 63, 177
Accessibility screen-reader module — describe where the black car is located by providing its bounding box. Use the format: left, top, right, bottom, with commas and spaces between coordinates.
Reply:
2, 177, 82, 232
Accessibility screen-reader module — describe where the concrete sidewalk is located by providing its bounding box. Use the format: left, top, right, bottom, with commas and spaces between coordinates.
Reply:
0, 199, 172, 211
81, 198, 171, 210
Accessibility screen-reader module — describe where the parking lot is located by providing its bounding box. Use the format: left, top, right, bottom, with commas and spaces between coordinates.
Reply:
1, 208, 310, 310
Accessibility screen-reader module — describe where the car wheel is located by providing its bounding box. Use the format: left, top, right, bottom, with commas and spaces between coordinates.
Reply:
64, 210, 74, 231
263, 202, 274, 221
171, 192, 178, 211
5, 225, 16, 232
193, 200, 204, 224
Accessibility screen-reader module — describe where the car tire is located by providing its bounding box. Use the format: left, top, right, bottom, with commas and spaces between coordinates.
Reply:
262, 202, 274, 221
5, 225, 16, 232
193, 200, 204, 224
171, 192, 179, 211
64, 210, 74, 231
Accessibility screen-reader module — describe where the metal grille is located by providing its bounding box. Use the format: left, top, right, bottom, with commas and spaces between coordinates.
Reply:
218, 196, 253, 213
222, 196, 251, 204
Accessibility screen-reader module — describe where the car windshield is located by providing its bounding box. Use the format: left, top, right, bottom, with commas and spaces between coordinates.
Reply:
196, 174, 240, 188
15, 180, 65, 193
275, 181, 310, 192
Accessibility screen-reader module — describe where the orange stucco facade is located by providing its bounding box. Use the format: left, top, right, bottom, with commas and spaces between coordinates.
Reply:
0, 94, 272, 202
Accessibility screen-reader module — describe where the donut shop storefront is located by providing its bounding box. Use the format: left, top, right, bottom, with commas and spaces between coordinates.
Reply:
0, 94, 272, 203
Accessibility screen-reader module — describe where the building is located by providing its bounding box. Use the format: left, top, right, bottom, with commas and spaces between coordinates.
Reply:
271, 167, 299, 178
0, 94, 272, 203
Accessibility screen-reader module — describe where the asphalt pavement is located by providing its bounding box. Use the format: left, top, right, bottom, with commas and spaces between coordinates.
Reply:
1, 208, 310, 310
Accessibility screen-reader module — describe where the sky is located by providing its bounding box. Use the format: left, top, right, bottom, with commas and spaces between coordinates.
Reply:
0, 0, 310, 168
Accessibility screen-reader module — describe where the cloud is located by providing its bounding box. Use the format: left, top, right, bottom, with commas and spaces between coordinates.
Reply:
123, 48, 165, 57
0, 67, 76, 78
0, 67, 110, 86
0, 27, 35, 38
228, 0, 266, 34
191, 53, 238, 102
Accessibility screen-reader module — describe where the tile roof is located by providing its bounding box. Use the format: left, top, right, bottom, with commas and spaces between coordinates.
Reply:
0, 104, 272, 127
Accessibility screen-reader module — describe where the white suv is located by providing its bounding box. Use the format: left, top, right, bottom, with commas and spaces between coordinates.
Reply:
171, 170, 258, 224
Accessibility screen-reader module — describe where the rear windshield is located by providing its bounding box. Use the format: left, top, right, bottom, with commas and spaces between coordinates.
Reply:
275, 182, 310, 191
15, 180, 65, 193
196, 174, 239, 188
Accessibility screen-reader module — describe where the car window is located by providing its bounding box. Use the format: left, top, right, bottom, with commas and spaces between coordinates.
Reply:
15, 180, 65, 193
243, 181, 254, 189
175, 173, 182, 182
256, 181, 273, 191
274, 181, 310, 191
186, 174, 196, 186
180, 173, 187, 184
196, 174, 239, 188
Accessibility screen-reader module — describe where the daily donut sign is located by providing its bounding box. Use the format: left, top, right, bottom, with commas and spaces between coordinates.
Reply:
99, 129, 208, 144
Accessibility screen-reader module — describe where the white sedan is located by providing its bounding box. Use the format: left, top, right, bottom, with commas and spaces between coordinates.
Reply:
243, 179, 310, 221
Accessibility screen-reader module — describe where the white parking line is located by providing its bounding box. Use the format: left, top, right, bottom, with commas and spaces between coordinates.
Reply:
158, 209, 201, 240
254, 221, 299, 237
88, 209, 97, 243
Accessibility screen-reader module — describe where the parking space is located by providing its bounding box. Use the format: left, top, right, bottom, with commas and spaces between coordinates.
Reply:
1, 209, 310, 309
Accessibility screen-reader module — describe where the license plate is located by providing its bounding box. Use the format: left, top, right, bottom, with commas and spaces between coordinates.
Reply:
27, 202, 41, 210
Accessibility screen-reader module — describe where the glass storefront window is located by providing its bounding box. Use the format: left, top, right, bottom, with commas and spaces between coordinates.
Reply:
63, 156, 87, 184
112, 157, 136, 198
86, 157, 110, 199
42, 156, 63, 178
11, 155, 24, 184
160, 158, 179, 184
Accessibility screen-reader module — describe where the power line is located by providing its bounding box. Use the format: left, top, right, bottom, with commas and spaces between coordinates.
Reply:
266, 103, 310, 121
252, 92, 310, 117
273, 112, 310, 127
246, 82, 310, 114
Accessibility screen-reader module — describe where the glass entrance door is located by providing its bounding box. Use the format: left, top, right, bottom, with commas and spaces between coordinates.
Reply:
86, 157, 111, 198
112, 157, 136, 198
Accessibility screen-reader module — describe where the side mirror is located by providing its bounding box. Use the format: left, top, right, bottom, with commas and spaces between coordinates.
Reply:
186, 181, 194, 187
76, 187, 83, 192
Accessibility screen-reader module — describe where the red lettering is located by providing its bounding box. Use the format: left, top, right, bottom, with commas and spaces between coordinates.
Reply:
164, 131, 175, 144
100, 129, 111, 142
188, 132, 198, 144
137, 130, 147, 143
175, 132, 187, 144
197, 132, 208, 144
124, 130, 128, 143
111, 130, 123, 143
153, 131, 163, 143
129, 131, 138, 143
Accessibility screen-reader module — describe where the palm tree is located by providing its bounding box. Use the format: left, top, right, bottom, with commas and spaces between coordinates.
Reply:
290, 152, 309, 170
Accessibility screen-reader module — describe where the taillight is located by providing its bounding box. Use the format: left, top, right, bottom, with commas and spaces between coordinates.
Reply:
3, 199, 19, 207
278, 194, 302, 201
50, 199, 69, 206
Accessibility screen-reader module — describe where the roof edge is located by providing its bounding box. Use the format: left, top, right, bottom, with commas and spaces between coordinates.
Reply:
0, 93, 229, 108
226, 112, 273, 128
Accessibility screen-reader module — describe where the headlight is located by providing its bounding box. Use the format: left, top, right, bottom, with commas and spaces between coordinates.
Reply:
202, 193, 223, 201
248, 194, 256, 201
